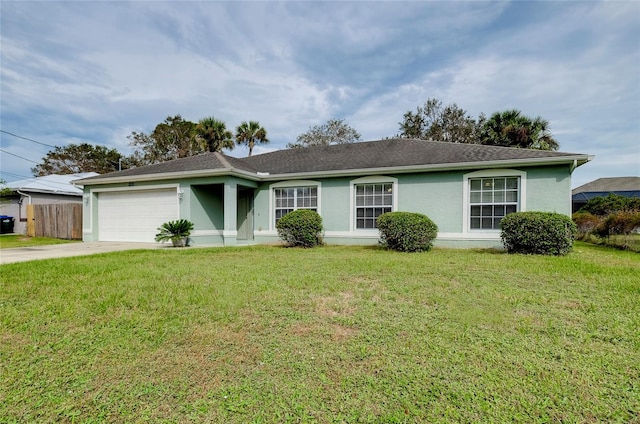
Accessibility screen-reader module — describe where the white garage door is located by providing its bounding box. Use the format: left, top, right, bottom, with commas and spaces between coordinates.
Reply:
98, 189, 179, 242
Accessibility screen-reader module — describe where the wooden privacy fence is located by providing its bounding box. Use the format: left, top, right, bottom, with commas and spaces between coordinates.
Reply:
27, 204, 83, 240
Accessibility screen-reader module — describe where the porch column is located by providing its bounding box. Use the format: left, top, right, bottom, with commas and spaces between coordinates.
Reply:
223, 180, 238, 246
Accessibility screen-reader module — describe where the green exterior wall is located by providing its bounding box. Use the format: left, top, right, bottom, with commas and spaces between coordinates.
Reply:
83, 164, 574, 249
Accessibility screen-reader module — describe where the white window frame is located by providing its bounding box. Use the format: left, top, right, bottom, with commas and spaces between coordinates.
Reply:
269, 180, 321, 230
349, 176, 398, 232
462, 169, 526, 234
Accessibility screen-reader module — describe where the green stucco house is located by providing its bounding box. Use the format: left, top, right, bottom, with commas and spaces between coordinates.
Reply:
75, 138, 592, 248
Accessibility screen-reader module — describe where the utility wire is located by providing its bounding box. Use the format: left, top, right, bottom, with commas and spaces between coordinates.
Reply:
0, 148, 39, 164
0, 171, 32, 180
0, 130, 57, 148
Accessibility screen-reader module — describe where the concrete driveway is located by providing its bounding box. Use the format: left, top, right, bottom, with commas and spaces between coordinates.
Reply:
0, 242, 165, 265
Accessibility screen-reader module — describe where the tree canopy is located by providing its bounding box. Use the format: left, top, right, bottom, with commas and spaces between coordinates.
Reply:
398, 98, 559, 150
288, 118, 361, 149
235, 121, 268, 156
31, 143, 124, 176
197, 117, 234, 153
128, 115, 203, 165
398, 98, 481, 144
479, 109, 559, 151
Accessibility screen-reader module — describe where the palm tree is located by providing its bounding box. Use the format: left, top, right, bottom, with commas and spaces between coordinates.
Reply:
196, 117, 234, 153
235, 121, 269, 156
479, 110, 559, 151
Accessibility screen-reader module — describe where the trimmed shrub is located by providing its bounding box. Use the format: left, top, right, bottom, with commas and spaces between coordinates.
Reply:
377, 211, 438, 252
500, 211, 576, 256
276, 209, 323, 247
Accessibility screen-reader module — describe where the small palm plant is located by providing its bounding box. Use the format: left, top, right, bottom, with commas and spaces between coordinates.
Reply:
155, 219, 194, 247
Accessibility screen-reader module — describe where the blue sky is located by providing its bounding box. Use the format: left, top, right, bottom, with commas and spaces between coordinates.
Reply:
1, 1, 638, 188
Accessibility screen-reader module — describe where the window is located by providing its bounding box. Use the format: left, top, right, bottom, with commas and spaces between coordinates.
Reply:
469, 177, 519, 230
274, 186, 317, 223
355, 183, 393, 229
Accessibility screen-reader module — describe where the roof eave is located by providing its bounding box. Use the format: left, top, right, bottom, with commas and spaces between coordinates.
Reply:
74, 167, 261, 186
73, 154, 593, 185
8, 188, 82, 196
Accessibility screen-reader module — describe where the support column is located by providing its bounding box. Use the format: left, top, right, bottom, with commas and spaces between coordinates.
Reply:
223, 180, 238, 246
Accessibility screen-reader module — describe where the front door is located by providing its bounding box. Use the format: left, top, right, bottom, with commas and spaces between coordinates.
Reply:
237, 188, 254, 240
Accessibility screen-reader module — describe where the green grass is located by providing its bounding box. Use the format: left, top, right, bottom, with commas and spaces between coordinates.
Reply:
1, 243, 638, 422
0, 234, 79, 249
578, 233, 640, 253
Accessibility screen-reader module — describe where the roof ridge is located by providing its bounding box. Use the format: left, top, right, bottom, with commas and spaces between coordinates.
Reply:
214, 152, 233, 168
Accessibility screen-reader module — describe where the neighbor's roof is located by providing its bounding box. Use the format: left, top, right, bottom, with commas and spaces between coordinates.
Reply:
76, 139, 592, 185
572, 176, 640, 201
3, 173, 99, 195
572, 177, 640, 194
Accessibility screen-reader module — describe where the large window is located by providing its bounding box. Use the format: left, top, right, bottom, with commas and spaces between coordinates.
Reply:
274, 186, 317, 223
469, 177, 519, 230
355, 183, 393, 229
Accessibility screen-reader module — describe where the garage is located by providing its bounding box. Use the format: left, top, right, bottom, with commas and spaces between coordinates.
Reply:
97, 188, 179, 242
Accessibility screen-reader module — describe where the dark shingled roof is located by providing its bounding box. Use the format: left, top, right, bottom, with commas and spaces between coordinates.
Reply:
78, 152, 258, 181
242, 138, 584, 174
77, 139, 590, 184
572, 177, 640, 194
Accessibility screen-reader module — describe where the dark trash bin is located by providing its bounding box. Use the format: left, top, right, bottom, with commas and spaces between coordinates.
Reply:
0, 215, 15, 234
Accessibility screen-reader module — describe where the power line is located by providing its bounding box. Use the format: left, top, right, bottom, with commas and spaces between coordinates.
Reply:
0, 130, 57, 148
0, 171, 32, 180
0, 148, 39, 164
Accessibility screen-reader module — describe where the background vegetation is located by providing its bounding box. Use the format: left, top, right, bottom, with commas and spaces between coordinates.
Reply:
26, 97, 559, 176
573, 194, 640, 252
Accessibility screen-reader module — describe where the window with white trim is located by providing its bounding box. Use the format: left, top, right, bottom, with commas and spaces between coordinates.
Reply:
355, 182, 393, 229
469, 176, 519, 230
274, 186, 317, 223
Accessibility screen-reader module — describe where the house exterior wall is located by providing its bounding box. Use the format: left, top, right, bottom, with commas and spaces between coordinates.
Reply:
252, 164, 573, 248
81, 164, 573, 248
81, 176, 257, 245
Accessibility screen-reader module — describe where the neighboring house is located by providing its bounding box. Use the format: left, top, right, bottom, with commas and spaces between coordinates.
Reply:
572, 177, 640, 213
0, 173, 98, 234
75, 138, 592, 248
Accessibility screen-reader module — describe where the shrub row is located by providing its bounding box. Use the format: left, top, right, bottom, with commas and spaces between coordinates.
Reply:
578, 193, 640, 216
275, 208, 585, 256
573, 194, 640, 251
573, 209, 640, 250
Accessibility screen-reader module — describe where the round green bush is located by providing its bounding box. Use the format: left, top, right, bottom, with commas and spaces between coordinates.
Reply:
275, 209, 323, 247
500, 211, 576, 255
377, 211, 438, 252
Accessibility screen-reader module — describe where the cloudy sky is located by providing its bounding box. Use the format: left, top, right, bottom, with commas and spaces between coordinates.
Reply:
1, 1, 638, 187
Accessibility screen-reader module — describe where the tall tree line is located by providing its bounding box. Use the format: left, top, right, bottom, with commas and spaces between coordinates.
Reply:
397, 98, 559, 151
31, 100, 559, 176
32, 115, 268, 176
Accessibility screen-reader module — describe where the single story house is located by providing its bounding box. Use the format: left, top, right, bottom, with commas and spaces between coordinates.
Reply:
75, 138, 592, 248
0, 173, 98, 234
571, 176, 640, 213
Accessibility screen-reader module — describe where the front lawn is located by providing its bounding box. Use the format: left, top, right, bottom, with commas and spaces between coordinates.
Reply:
1, 243, 638, 422
0, 234, 79, 249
